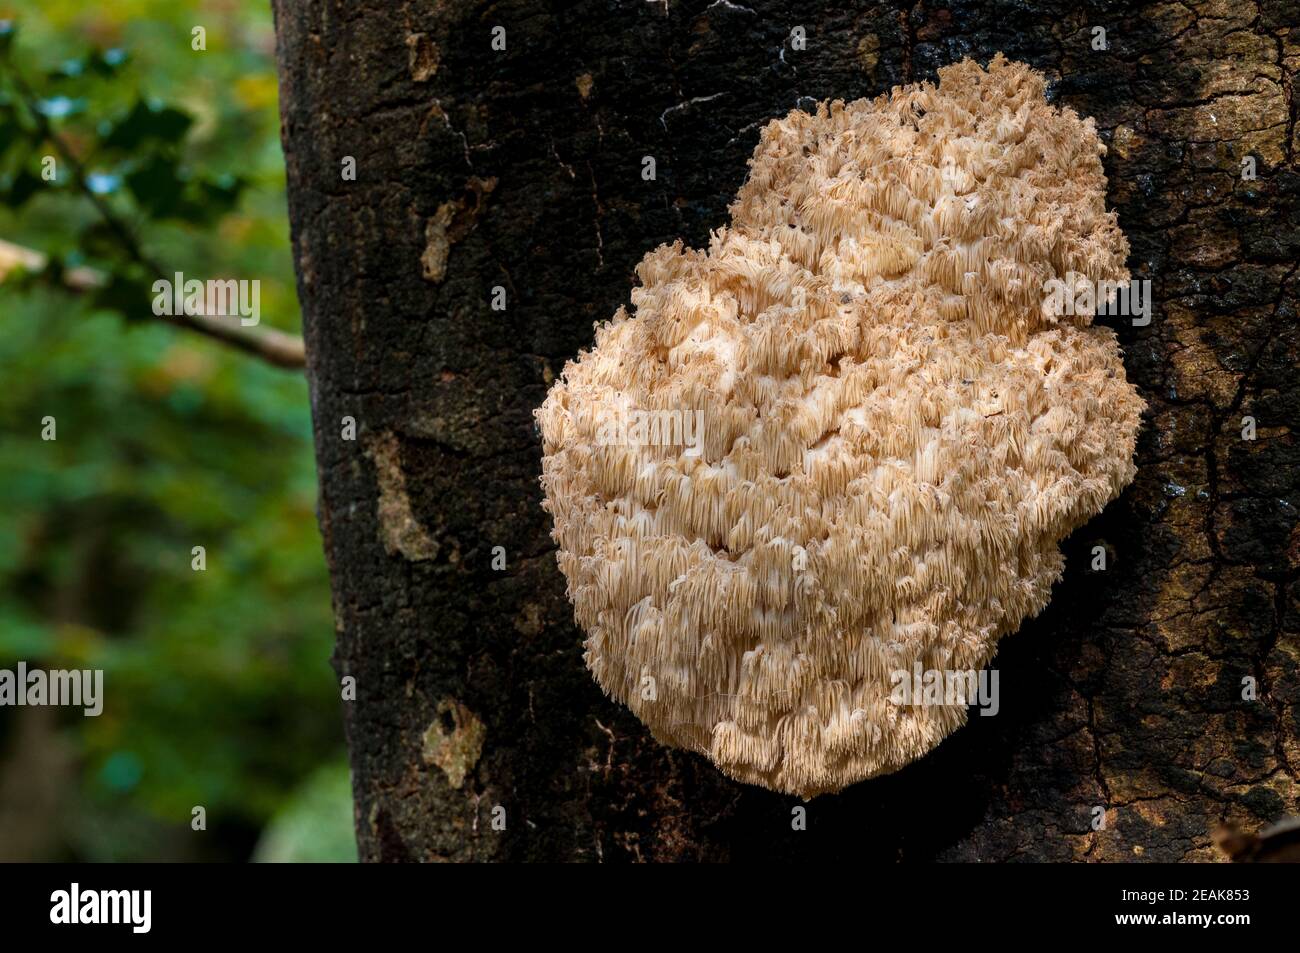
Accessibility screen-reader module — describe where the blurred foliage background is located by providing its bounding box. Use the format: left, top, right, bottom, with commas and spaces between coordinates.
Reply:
0, 1, 353, 860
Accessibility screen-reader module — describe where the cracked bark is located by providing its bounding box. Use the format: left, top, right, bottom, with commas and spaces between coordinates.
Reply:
272, 0, 1299, 861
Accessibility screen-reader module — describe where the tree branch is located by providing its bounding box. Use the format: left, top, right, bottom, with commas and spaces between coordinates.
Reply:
0, 238, 307, 369
0, 56, 306, 370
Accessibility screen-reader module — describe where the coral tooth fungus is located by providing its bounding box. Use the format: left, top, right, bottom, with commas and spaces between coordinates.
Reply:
537, 55, 1144, 798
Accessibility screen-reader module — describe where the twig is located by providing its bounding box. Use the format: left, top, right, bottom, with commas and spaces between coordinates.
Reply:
0, 239, 306, 367
0, 56, 306, 370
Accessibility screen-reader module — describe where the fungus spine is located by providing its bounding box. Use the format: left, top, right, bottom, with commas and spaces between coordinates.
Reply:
536, 55, 1144, 798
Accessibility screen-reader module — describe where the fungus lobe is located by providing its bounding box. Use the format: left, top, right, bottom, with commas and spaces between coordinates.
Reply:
536, 55, 1144, 798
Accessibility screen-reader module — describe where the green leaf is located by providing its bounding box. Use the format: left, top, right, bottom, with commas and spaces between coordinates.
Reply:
0, 119, 19, 159
102, 99, 192, 150
126, 153, 185, 217
3, 168, 43, 207
252, 763, 358, 863
78, 220, 124, 259
173, 175, 246, 224
91, 272, 153, 318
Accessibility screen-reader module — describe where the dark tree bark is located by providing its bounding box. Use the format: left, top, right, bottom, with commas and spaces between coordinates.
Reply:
272, 0, 1299, 861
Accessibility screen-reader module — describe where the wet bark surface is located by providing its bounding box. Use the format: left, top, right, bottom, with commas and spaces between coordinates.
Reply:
272, 0, 1299, 861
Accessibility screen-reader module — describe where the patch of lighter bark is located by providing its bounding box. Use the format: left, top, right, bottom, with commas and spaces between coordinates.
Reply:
366, 431, 438, 560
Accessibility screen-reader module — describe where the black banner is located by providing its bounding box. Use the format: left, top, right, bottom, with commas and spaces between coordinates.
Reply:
0, 861, 1290, 941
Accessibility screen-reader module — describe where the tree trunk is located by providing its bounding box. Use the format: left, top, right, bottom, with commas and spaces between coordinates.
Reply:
271, 0, 1299, 861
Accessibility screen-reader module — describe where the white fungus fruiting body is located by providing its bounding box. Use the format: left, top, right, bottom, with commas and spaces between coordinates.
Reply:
536, 55, 1144, 798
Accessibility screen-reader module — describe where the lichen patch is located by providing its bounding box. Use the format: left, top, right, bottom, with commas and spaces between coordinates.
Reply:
420, 176, 498, 284
420, 203, 457, 284
855, 34, 880, 75
366, 431, 438, 561
422, 699, 486, 789
406, 33, 440, 82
